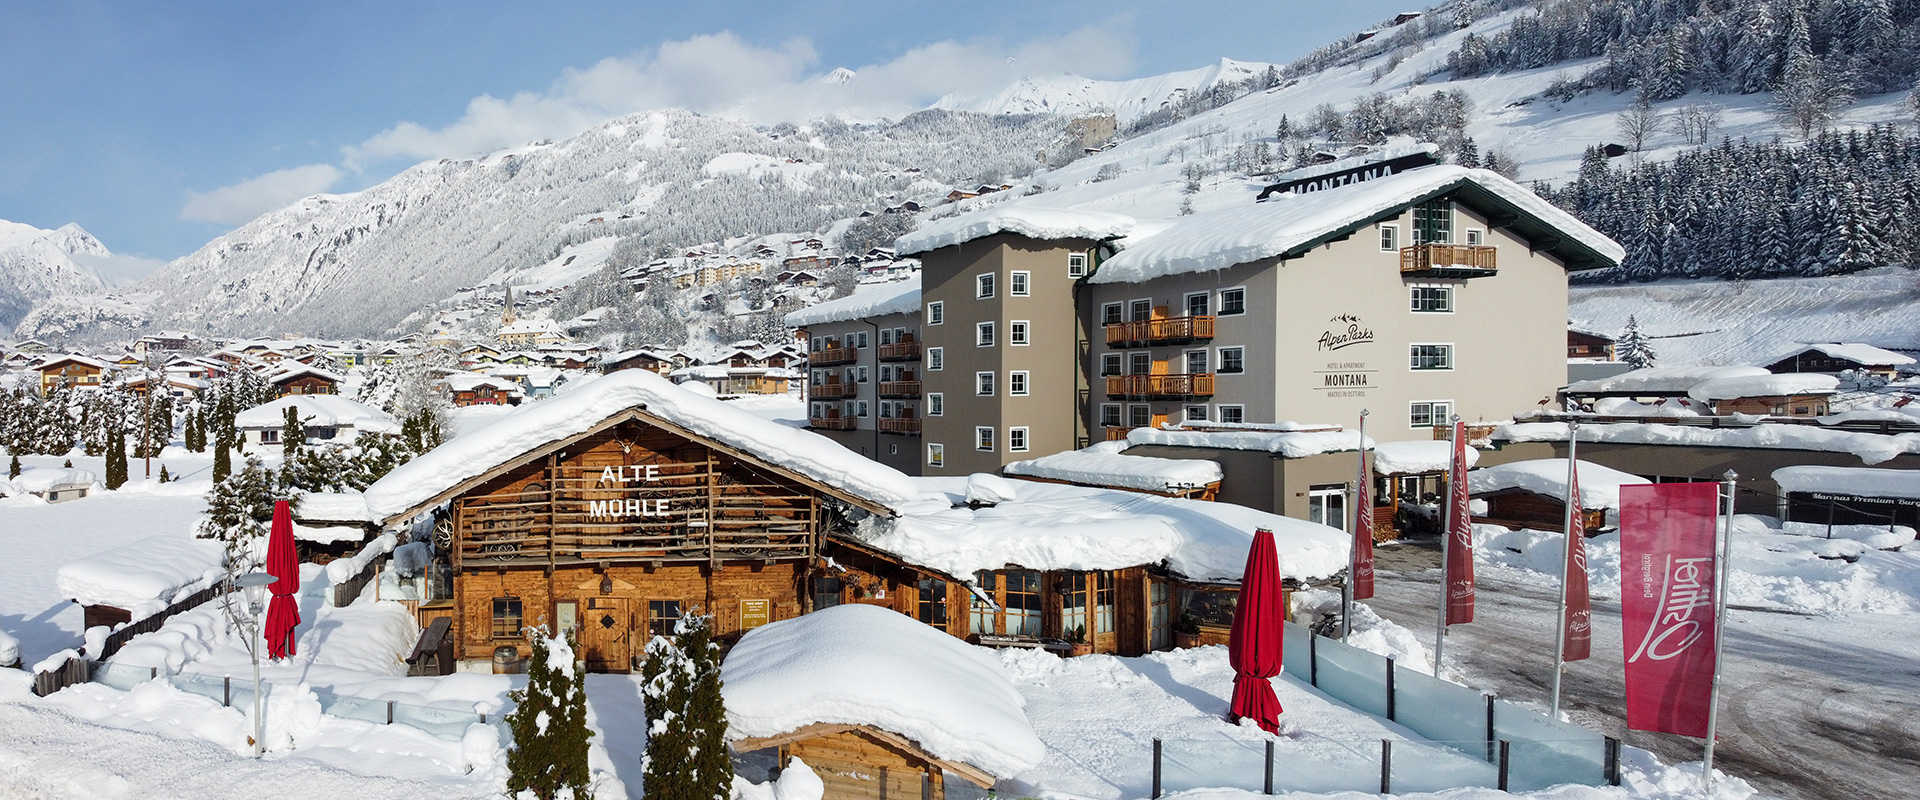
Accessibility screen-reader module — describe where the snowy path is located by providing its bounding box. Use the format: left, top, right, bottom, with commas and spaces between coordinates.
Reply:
1365, 540, 1920, 800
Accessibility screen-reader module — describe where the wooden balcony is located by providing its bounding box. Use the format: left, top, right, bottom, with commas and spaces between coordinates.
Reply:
1104, 373, 1215, 399
1102, 426, 1136, 441
809, 416, 858, 431
878, 418, 922, 435
1399, 244, 1497, 277
809, 382, 855, 399
878, 380, 920, 398
877, 341, 920, 361
812, 346, 857, 366
1105, 315, 1215, 346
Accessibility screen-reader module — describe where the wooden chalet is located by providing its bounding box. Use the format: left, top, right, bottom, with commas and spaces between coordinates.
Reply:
36, 355, 108, 395
1467, 459, 1646, 534
272, 365, 342, 396
1766, 343, 1916, 381
1567, 328, 1616, 360
600, 349, 676, 375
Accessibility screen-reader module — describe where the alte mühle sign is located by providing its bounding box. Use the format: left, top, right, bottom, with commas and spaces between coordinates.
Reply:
587, 464, 683, 518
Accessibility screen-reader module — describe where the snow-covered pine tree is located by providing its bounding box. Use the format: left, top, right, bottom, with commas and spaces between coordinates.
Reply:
281, 405, 303, 461
158, 464, 170, 483
104, 425, 127, 490
1617, 315, 1659, 368
640, 615, 729, 800
196, 456, 294, 570
7, 454, 19, 479
505, 630, 594, 800
680, 615, 730, 797
212, 394, 235, 483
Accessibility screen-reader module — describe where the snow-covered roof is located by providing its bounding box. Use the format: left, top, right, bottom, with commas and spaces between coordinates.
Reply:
233, 395, 401, 434
1372, 440, 1477, 474
784, 275, 921, 328
1772, 466, 1920, 500
1468, 458, 1650, 509
895, 206, 1134, 256
296, 492, 373, 523
1770, 342, 1917, 368
36, 354, 109, 371
853, 477, 1349, 583
363, 370, 919, 523
498, 319, 563, 335
1496, 421, 1920, 466
54, 535, 223, 610
1003, 441, 1223, 493
1127, 424, 1366, 459
1092, 165, 1623, 284
268, 363, 343, 384
722, 604, 1044, 778
1687, 373, 1839, 401
445, 372, 523, 393
1565, 365, 1771, 395
10, 467, 97, 493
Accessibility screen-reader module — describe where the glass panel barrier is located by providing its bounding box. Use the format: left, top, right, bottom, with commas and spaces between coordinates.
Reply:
1159, 737, 1268, 793
167, 672, 229, 705
320, 693, 392, 727
1391, 665, 1489, 747
1312, 635, 1390, 718
1493, 700, 1608, 791
393, 701, 488, 741
1388, 739, 1499, 794
1267, 738, 1382, 794
1282, 621, 1311, 678
93, 662, 154, 691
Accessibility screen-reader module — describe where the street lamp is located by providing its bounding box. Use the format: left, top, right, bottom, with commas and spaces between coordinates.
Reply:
230, 572, 278, 758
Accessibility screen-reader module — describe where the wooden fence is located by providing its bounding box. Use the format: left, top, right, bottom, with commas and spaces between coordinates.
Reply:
332, 552, 383, 607
32, 656, 90, 697
32, 580, 229, 696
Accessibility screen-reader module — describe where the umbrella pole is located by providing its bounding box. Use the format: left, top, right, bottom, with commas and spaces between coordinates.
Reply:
1550, 424, 1579, 720
1702, 471, 1737, 793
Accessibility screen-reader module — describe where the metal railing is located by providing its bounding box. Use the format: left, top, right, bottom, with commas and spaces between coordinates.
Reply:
89, 662, 506, 743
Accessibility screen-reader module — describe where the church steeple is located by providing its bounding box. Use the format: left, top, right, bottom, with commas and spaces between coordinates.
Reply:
501, 284, 517, 325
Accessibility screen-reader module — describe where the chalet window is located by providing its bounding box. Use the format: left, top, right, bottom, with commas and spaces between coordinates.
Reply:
880, 328, 894, 345
1410, 344, 1453, 371
1150, 581, 1172, 650
1102, 302, 1123, 325
1218, 346, 1245, 374
1410, 286, 1453, 313
1009, 371, 1029, 396
976, 273, 996, 299
927, 392, 944, 416
1409, 400, 1453, 428
977, 371, 995, 396
976, 322, 995, 347
969, 571, 998, 635
1128, 404, 1152, 428
1061, 572, 1093, 641
976, 426, 995, 451
1186, 292, 1210, 317
1185, 405, 1208, 422
1010, 271, 1030, 296
261, 429, 281, 444
1413, 198, 1453, 244
1069, 252, 1088, 278
927, 301, 944, 325
1101, 353, 1123, 376
1009, 427, 1029, 452
1100, 404, 1122, 428
1309, 484, 1348, 532
491, 597, 523, 639
647, 600, 682, 637
1219, 287, 1246, 315
1129, 299, 1153, 322
812, 577, 844, 610
927, 347, 943, 371
916, 578, 949, 626
1465, 228, 1484, 245
1002, 570, 1042, 637
1009, 321, 1029, 346
1379, 224, 1399, 251
928, 443, 945, 467
1217, 405, 1245, 424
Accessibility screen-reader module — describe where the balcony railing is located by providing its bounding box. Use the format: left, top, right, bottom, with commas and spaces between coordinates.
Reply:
809, 382, 855, 399
812, 347, 857, 366
1102, 426, 1137, 441
878, 418, 922, 435
1105, 373, 1215, 399
1105, 315, 1215, 346
878, 380, 920, 398
1399, 244, 1497, 277
809, 416, 858, 431
877, 341, 921, 361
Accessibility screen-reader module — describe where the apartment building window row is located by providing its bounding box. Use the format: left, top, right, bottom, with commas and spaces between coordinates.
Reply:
928, 347, 944, 371
844, 400, 869, 418
1410, 286, 1453, 313
1410, 343, 1454, 371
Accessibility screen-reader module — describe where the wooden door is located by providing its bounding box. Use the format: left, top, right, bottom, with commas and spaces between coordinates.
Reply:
581, 597, 632, 673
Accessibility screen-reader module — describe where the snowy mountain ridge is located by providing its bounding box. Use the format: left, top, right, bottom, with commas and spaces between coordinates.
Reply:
932, 58, 1277, 123
0, 219, 109, 331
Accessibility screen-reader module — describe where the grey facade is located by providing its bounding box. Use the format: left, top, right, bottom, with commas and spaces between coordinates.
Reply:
801, 310, 921, 473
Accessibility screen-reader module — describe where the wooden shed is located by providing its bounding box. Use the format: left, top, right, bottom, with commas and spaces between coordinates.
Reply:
1467, 459, 1649, 534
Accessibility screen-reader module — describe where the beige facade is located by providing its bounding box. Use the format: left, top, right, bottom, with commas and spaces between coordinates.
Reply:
802, 310, 921, 473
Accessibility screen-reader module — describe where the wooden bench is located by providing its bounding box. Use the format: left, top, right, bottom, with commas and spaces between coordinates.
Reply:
406, 616, 455, 676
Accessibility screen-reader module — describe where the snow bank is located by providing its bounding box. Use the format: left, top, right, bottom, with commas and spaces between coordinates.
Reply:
895, 205, 1134, 256
297, 491, 372, 523
1092, 166, 1622, 284
1590, 397, 1706, 417
1004, 446, 1223, 493
363, 370, 919, 522
783, 275, 920, 327
1371, 440, 1475, 474
857, 478, 1349, 583
54, 534, 224, 611
0, 627, 19, 666
1498, 420, 1920, 466
1565, 365, 1770, 395
723, 604, 1045, 778
1129, 425, 1368, 458
234, 395, 400, 434
1688, 372, 1839, 401
1468, 459, 1650, 509
11, 466, 97, 493
325, 533, 397, 585
1773, 465, 1920, 500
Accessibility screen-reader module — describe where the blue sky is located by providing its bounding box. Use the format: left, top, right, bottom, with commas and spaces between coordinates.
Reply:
0, 1, 1420, 278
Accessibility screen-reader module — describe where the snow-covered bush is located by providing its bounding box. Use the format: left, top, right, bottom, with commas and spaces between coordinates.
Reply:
505, 630, 593, 800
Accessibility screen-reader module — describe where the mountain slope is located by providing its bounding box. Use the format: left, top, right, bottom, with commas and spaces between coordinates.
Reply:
933, 58, 1277, 123
0, 220, 108, 329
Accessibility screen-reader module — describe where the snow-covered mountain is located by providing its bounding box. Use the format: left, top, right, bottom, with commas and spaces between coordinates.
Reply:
933, 58, 1276, 123
0, 220, 109, 329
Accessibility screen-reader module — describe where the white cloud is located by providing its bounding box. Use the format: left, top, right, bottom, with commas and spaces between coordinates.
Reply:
180, 163, 344, 225
342, 25, 1137, 167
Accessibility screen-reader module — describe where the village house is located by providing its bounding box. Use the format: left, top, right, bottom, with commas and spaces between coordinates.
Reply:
270, 363, 343, 396
786, 277, 924, 472
6, 467, 96, 503
1765, 343, 1916, 381
233, 396, 401, 447
131, 331, 198, 357
35, 354, 109, 395
601, 348, 679, 375
446, 373, 526, 407
1467, 458, 1648, 533
497, 319, 570, 349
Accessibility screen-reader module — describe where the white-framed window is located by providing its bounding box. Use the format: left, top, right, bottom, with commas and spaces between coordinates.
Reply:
976, 371, 995, 396
1129, 351, 1151, 375
1185, 292, 1210, 317
1009, 371, 1029, 395
1409, 400, 1454, 428
1009, 427, 1029, 452
1379, 224, 1399, 251
1410, 343, 1454, 371
1217, 346, 1245, 374
1308, 484, 1349, 532
844, 367, 857, 383
879, 328, 894, 345
1185, 348, 1209, 374
856, 331, 870, 348
1010, 320, 1029, 346
976, 322, 995, 347
878, 401, 894, 418
879, 364, 894, 382
927, 301, 944, 325
1128, 404, 1153, 428
1068, 252, 1088, 278
856, 366, 870, 383
928, 443, 945, 467
1219, 287, 1246, 315
1184, 404, 1208, 422
1410, 286, 1453, 313
927, 347, 943, 371
1100, 404, 1122, 427
856, 400, 869, 417
1129, 299, 1153, 322
1465, 228, 1484, 245
1010, 271, 1030, 296
843, 400, 857, 417
1100, 353, 1123, 376
261, 429, 281, 444
1101, 302, 1123, 325
928, 392, 944, 416
976, 273, 996, 299
975, 426, 995, 451
1217, 404, 1245, 424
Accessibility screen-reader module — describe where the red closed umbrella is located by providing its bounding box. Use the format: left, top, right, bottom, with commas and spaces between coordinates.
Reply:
263, 500, 301, 660
1228, 527, 1286, 733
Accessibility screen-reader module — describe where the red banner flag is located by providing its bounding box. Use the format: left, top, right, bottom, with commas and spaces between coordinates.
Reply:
1562, 463, 1592, 662
1620, 482, 1722, 738
1444, 420, 1475, 625
1353, 438, 1375, 601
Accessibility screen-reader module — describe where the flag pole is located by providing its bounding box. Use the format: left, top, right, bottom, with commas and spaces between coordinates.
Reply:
1344, 410, 1369, 638
1703, 469, 1737, 793
1550, 421, 1579, 719
1434, 414, 1460, 673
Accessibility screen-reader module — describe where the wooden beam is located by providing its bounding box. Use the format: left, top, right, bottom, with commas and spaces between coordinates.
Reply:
731, 722, 859, 752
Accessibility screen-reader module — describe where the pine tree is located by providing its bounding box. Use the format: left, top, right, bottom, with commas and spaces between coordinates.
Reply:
7, 454, 19, 479
158, 464, 171, 483
1618, 315, 1659, 369
506, 630, 594, 800
197, 456, 293, 570
282, 405, 304, 461
104, 426, 127, 490
213, 420, 233, 483
681, 616, 730, 797
641, 615, 729, 800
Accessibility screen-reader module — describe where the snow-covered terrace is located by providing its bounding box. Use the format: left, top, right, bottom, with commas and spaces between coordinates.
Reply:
1496, 420, 1920, 466
783, 274, 920, 328
1002, 440, 1222, 494
1467, 458, 1650, 510
1772, 465, 1920, 500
